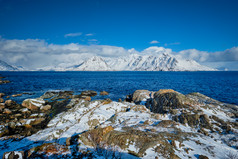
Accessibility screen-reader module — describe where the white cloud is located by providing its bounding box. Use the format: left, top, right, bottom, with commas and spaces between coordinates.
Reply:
149, 40, 159, 44
64, 32, 82, 37
85, 33, 93, 36
0, 38, 130, 69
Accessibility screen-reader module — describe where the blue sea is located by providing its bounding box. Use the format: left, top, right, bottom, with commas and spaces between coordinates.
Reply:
0, 71, 238, 105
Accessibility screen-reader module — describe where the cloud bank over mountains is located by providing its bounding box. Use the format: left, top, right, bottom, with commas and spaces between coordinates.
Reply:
0, 37, 237, 70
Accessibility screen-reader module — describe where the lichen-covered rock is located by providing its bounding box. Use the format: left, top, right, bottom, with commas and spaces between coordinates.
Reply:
22, 98, 45, 111
151, 89, 195, 113
132, 90, 151, 104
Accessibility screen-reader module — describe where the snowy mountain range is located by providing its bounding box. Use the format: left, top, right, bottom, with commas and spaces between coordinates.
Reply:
45, 53, 216, 71
1, 51, 216, 71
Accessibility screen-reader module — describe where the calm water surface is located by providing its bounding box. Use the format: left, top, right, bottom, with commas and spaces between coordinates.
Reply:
0, 71, 237, 105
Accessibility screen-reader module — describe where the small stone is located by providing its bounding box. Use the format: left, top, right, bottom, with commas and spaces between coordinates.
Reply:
100, 91, 109, 96
118, 98, 122, 102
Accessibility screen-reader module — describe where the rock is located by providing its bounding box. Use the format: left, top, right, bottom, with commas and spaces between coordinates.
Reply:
199, 155, 209, 159
6, 96, 10, 98
81, 90, 97, 97
30, 118, 46, 125
199, 114, 211, 129
0, 93, 5, 97
11, 94, 22, 97
118, 98, 122, 102
132, 90, 151, 104
41, 90, 74, 100
5, 100, 17, 107
0, 126, 9, 137
80, 96, 91, 101
178, 113, 200, 127
3, 108, 12, 114
22, 98, 45, 111
0, 98, 4, 103
2, 151, 25, 159
40, 104, 52, 111
151, 89, 195, 113
100, 91, 109, 96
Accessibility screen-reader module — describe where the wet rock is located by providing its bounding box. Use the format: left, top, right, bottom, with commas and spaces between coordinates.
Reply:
132, 90, 151, 104
11, 94, 22, 97
100, 91, 109, 96
151, 89, 195, 113
125, 94, 133, 102
81, 90, 97, 97
0, 80, 10, 84
22, 98, 45, 111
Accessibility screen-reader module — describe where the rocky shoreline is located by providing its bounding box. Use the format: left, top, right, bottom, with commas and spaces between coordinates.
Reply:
0, 88, 238, 159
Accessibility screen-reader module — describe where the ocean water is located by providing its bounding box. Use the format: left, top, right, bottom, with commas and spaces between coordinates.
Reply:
0, 71, 238, 105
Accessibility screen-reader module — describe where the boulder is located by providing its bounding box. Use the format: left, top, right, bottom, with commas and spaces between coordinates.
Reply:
132, 90, 151, 104
81, 90, 97, 97
100, 91, 109, 96
0, 98, 4, 103
151, 89, 195, 113
22, 98, 45, 111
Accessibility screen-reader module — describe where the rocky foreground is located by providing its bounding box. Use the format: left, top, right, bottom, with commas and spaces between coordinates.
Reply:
0, 89, 237, 159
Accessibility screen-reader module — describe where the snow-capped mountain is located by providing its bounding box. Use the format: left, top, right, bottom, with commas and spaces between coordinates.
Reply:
63, 52, 215, 71
68, 56, 111, 71
0, 60, 18, 71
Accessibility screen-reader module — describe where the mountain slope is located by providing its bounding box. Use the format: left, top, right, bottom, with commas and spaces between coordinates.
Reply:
0, 60, 18, 71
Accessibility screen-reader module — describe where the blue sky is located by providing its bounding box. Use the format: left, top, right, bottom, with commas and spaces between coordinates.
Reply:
0, 0, 238, 52
0, 0, 238, 70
